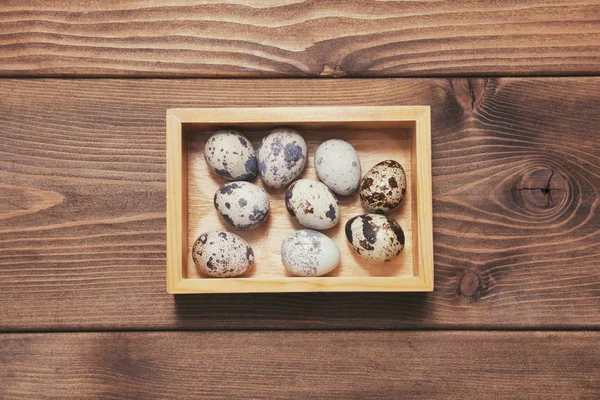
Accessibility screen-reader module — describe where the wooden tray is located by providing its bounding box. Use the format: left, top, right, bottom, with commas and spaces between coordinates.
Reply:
166, 106, 433, 293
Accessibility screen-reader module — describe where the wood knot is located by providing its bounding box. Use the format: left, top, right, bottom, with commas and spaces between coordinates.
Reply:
0, 183, 64, 220
450, 78, 488, 111
458, 271, 482, 299
319, 64, 346, 78
512, 169, 568, 211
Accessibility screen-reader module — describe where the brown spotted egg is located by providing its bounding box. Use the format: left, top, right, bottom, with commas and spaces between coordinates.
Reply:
204, 130, 258, 181
345, 214, 405, 262
257, 128, 307, 188
192, 231, 254, 277
285, 179, 340, 230
360, 160, 406, 213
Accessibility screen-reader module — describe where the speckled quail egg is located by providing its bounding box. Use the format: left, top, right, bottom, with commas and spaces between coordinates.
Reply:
281, 229, 340, 277
214, 181, 269, 230
315, 139, 361, 195
258, 128, 307, 188
285, 179, 340, 230
192, 231, 254, 277
204, 130, 258, 181
360, 160, 407, 213
345, 214, 405, 263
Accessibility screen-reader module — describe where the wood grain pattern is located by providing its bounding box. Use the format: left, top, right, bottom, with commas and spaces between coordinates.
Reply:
1, 331, 598, 399
1, 1, 600, 77
165, 112, 186, 293
0, 78, 599, 330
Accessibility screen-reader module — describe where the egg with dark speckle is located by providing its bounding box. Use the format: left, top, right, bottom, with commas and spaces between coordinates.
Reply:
345, 214, 405, 263
257, 128, 307, 188
285, 179, 340, 230
214, 181, 269, 230
204, 130, 258, 181
281, 229, 340, 276
315, 139, 361, 195
192, 231, 254, 277
360, 160, 406, 213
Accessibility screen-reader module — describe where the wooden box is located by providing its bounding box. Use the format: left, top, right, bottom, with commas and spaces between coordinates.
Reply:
167, 106, 433, 293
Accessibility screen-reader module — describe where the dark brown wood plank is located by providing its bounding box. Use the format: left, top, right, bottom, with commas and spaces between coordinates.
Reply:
0, 78, 599, 331
1, 331, 598, 399
1, 1, 599, 77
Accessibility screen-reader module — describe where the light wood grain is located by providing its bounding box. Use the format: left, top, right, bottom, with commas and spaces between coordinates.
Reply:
187, 126, 416, 283
165, 112, 186, 293
413, 109, 433, 289
0, 78, 599, 330
168, 107, 433, 293
1, 331, 598, 399
1, 1, 599, 77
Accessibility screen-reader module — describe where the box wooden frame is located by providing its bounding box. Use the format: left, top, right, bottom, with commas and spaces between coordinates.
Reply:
167, 106, 433, 293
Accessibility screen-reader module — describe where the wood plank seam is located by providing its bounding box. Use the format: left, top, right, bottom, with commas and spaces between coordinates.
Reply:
1, 1, 599, 78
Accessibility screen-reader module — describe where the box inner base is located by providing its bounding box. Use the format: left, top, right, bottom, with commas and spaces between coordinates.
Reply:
184, 124, 415, 279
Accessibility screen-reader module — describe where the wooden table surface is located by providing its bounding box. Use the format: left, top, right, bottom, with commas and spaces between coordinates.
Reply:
1, 2, 599, 399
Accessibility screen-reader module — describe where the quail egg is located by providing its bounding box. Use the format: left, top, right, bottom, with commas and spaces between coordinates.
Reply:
360, 160, 406, 213
285, 179, 340, 230
204, 130, 258, 181
257, 128, 307, 188
192, 231, 254, 277
345, 214, 405, 262
315, 139, 361, 195
214, 181, 269, 230
281, 229, 340, 276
